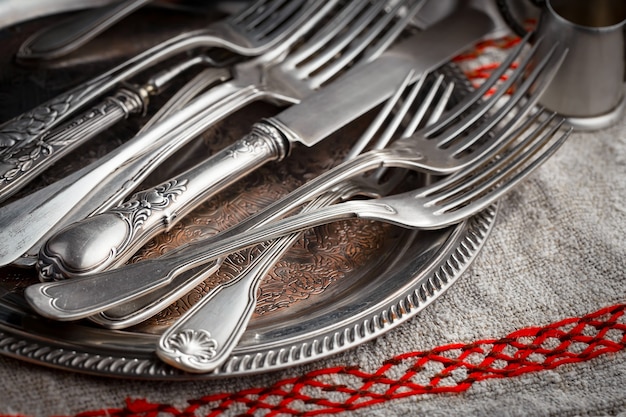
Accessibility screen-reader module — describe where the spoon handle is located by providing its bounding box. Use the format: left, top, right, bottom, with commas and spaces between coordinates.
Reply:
16, 0, 152, 61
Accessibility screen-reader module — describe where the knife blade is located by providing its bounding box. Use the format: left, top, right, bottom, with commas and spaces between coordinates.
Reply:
23, 9, 494, 321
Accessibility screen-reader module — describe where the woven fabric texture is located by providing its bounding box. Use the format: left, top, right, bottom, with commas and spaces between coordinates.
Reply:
0, 36, 625, 417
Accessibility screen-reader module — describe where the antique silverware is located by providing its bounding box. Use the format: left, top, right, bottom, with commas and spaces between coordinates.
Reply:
91, 66, 457, 329
0, 0, 334, 154
156, 69, 456, 372
23, 33, 566, 322
16, 0, 152, 61
0, 1, 423, 203
0, 65, 230, 203
24, 107, 572, 322
33, 8, 493, 279
0, 0, 117, 29
1, 0, 426, 269
87, 31, 553, 328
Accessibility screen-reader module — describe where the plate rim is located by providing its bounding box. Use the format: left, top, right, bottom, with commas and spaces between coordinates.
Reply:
0, 205, 497, 380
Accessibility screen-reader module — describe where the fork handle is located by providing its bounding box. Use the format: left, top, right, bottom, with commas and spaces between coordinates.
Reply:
25, 199, 379, 321
36, 141, 388, 280
37, 121, 289, 281
157, 238, 289, 373
156, 190, 340, 372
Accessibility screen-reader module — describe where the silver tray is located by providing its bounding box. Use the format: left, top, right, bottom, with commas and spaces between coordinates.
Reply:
0, 7, 497, 379
0, 208, 496, 379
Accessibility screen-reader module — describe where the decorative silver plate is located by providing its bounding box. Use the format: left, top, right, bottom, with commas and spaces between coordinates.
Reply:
0, 207, 496, 379
0, 6, 497, 379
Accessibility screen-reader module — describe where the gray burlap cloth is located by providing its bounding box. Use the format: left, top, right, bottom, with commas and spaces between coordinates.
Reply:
0, 39, 625, 417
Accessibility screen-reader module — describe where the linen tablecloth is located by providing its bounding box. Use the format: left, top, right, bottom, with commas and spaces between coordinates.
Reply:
0, 9, 624, 417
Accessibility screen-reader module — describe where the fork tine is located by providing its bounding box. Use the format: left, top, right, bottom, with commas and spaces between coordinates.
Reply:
230, 0, 276, 24
421, 32, 533, 138
312, 0, 426, 86
445, 122, 571, 223
243, 0, 315, 38
402, 74, 445, 137
445, 41, 565, 156
425, 80, 455, 126
344, 69, 448, 160
428, 112, 570, 215
295, 1, 388, 76
237, 0, 289, 30
371, 73, 449, 183
370, 74, 430, 150
434, 38, 549, 148
282, 0, 366, 66
361, 0, 427, 63
344, 69, 420, 160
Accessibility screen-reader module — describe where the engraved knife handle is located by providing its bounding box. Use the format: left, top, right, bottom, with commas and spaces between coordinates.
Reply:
0, 80, 252, 269
0, 87, 148, 203
37, 121, 290, 281
0, 27, 230, 154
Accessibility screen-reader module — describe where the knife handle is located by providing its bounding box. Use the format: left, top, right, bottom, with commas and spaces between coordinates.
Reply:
0, 87, 147, 203
0, 28, 225, 155
37, 121, 289, 281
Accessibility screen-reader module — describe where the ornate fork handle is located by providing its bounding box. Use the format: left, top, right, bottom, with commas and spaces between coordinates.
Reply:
36, 136, 421, 279
156, 187, 352, 373
25, 195, 392, 321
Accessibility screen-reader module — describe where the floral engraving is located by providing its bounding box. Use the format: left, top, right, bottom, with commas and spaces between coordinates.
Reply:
0, 89, 143, 184
225, 123, 286, 161
0, 93, 75, 149
114, 179, 189, 242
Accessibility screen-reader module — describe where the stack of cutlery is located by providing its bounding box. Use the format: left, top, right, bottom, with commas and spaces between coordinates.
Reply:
0, 0, 573, 374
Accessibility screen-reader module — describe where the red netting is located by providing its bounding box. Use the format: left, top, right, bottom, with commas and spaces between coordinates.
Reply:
5, 304, 619, 417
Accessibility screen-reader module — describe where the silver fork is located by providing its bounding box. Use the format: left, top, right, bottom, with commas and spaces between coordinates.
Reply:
155, 70, 454, 373
0, 0, 335, 154
223, 111, 571, 233
88, 71, 455, 331
0, 0, 426, 269
89, 32, 549, 330
32, 0, 427, 276
22, 36, 569, 321
23, 109, 572, 322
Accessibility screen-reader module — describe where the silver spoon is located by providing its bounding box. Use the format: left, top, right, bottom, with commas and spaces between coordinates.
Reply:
16, 0, 152, 61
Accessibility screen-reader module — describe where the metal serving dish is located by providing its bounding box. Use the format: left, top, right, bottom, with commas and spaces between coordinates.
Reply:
0, 6, 497, 379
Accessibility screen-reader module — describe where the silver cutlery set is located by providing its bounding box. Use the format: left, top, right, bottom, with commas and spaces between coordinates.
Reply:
6, 0, 621, 374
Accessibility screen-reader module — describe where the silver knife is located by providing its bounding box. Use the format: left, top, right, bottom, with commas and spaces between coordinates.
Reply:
23, 9, 494, 321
